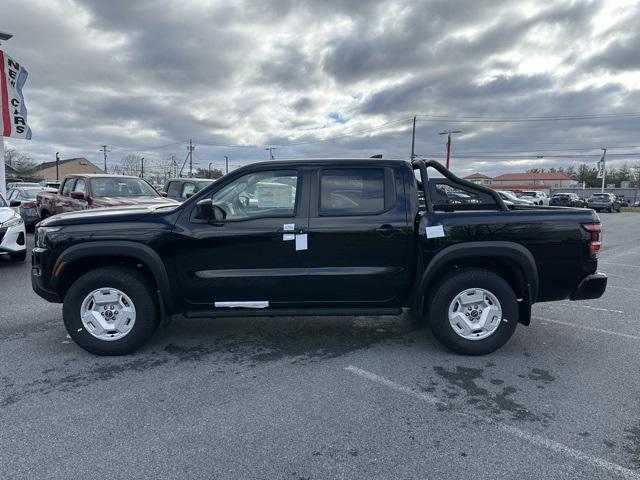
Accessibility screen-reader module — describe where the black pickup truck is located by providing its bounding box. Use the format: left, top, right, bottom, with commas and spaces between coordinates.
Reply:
31, 159, 606, 356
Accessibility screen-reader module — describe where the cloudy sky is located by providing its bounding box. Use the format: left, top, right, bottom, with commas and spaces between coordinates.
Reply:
2, 0, 640, 176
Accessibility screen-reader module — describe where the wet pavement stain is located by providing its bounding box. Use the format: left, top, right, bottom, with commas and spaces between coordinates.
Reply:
2, 318, 415, 409
432, 366, 551, 424
528, 368, 555, 384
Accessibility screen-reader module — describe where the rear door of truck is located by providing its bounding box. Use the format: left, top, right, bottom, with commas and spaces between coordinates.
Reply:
304, 163, 413, 306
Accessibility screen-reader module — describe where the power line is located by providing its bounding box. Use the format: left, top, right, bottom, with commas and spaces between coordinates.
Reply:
415, 112, 640, 123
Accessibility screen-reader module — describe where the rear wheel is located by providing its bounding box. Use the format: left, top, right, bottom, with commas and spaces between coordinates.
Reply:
427, 268, 519, 355
63, 266, 159, 355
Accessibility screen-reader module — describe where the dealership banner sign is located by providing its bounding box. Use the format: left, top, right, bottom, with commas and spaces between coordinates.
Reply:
0, 50, 32, 139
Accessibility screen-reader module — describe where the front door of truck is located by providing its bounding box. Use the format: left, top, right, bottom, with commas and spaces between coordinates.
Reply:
173, 167, 311, 308
304, 166, 412, 306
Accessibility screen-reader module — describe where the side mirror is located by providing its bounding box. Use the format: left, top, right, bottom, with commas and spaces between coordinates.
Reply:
159, 191, 168, 197
195, 199, 227, 221
10, 200, 21, 207
70, 191, 85, 200
185, 192, 194, 199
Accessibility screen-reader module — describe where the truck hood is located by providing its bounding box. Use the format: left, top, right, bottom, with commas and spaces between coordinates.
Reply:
39, 203, 181, 227
92, 196, 176, 207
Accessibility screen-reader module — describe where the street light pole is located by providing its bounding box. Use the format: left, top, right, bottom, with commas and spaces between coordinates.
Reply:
208, 162, 213, 178
224, 155, 229, 174
55, 152, 60, 181
438, 130, 462, 170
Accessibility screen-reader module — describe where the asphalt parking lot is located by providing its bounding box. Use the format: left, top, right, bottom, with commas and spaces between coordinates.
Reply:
1, 213, 639, 480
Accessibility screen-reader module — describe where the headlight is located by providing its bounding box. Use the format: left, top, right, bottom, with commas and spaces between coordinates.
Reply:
2, 215, 23, 228
35, 226, 60, 248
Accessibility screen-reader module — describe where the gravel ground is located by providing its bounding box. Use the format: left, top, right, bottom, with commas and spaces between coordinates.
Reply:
1, 212, 639, 480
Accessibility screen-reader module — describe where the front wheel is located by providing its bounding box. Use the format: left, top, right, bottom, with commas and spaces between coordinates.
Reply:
63, 266, 159, 355
427, 268, 519, 355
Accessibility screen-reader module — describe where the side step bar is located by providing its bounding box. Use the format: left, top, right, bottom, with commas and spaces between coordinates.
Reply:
184, 307, 403, 319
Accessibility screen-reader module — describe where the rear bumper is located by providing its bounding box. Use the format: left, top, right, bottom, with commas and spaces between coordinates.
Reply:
570, 272, 607, 301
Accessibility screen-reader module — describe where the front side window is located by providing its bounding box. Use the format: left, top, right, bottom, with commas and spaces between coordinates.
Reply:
320, 168, 385, 216
166, 181, 181, 198
61, 178, 74, 196
74, 179, 86, 194
208, 170, 298, 220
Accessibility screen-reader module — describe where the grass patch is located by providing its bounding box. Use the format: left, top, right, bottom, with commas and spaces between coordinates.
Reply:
621, 207, 640, 213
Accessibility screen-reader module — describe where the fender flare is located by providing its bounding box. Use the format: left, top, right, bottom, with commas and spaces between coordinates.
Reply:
52, 241, 174, 311
415, 241, 539, 313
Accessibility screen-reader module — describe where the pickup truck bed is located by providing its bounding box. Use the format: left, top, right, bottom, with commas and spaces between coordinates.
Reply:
31, 158, 606, 356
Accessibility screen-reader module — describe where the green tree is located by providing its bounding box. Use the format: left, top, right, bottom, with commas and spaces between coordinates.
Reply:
195, 167, 223, 179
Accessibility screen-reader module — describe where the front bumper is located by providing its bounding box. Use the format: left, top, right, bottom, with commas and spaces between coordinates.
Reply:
31, 247, 62, 303
570, 272, 607, 301
0, 222, 26, 254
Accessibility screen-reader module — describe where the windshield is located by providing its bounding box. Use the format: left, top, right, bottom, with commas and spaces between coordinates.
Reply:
522, 191, 536, 196
90, 178, 159, 198
590, 194, 609, 199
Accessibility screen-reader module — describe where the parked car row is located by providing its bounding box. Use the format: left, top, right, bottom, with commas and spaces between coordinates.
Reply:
36, 174, 177, 220
7, 185, 57, 229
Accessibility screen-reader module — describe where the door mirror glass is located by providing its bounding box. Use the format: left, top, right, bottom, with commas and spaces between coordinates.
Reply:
10, 200, 21, 207
70, 191, 85, 200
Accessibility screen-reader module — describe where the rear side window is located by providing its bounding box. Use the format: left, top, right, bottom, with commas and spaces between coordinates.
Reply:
166, 181, 181, 198
320, 168, 390, 216
181, 182, 196, 198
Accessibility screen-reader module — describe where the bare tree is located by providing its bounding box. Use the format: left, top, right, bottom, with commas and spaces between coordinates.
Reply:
118, 154, 144, 176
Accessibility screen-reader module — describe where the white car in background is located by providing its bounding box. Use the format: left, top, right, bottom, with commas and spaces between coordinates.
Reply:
520, 190, 549, 205
0, 193, 27, 262
497, 190, 534, 206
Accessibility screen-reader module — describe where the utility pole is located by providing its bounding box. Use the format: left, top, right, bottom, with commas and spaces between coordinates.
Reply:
208, 162, 213, 178
410, 116, 416, 160
55, 152, 60, 181
140, 157, 144, 178
265, 146, 277, 160
188, 139, 194, 178
438, 130, 462, 170
598, 147, 607, 193
171, 156, 178, 177
100, 145, 110, 173
224, 155, 229, 174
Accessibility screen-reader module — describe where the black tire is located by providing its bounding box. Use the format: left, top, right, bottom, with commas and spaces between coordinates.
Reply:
10, 250, 26, 262
63, 266, 159, 355
427, 268, 519, 355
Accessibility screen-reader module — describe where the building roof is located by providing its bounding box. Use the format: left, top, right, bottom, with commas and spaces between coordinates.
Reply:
486, 184, 549, 191
4, 162, 21, 175
31, 157, 101, 171
463, 172, 492, 180
492, 172, 573, 181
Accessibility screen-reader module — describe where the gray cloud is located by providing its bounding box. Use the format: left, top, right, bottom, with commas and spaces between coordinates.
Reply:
2, 0, 639, 176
